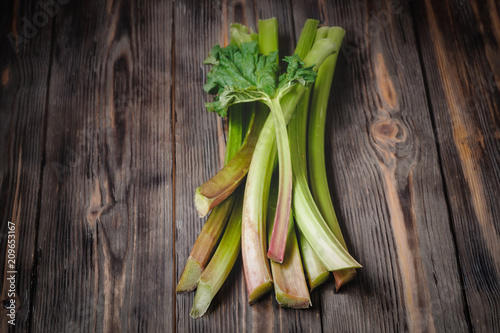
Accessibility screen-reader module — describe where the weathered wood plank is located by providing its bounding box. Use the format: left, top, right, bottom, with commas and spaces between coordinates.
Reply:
0, 0, 54, 331
289, 0, 471, 331
173, 0, 227, 330
29, 0, 173, 331
412, 0, 500, 331
2, 0, 497, 331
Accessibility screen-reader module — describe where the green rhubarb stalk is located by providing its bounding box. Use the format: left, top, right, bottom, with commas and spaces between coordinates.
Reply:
292, 178, 361, 271
267, 176, 311, 308
297, 231, 330, 291
177, 106, 244, 293
258, 18, 278, 55
308, 27, 345, 236
190, 189, 244, 318
230, 23, 258, 48
291, 87, 330, 291
289, 21, 331, 292
241, 28, 337, 303
308, 27, 356, 290
290, 36, 362, 271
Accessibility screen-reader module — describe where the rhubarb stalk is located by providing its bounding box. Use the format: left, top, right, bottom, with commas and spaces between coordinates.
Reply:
267, 176, 311, 308
190, 189, 244, 318
289, 21, 331, 291
291, 88, 330, 291
177, 106, 244, 293
289, 29, 362, 272
259, 18, 293, 264
308, 27, 356, 289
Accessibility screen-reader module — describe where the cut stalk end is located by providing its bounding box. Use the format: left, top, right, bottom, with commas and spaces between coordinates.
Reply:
176, 257, 203, 293
275, 286, 311, 309
248, 281, 273, 305
309, 271, 331, 292
298, 230, 331, 292
267, 249, 284, 263
190, 282, 213, 318
333, 268, 357, 291
194, 187, 213, 217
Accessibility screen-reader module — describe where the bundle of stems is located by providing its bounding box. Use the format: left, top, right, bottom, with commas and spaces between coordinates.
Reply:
177, 17, 361, 319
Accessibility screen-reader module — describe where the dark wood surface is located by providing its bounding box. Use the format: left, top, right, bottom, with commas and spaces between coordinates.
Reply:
0, 0, 498, 332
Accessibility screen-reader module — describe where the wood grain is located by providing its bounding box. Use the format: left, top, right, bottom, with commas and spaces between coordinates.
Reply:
0, 0, 53, 331
27, 0, 173, 331
173, 0, 227, 330
412, 0, 500, 331
0, 0, 499, 331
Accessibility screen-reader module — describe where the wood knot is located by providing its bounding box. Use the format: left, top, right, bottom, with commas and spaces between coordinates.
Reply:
86, 180, 107, 227
370, 116, 413, 169
86, 206, 103, 227
371, 118, 407, 149
375, 122, 398, 138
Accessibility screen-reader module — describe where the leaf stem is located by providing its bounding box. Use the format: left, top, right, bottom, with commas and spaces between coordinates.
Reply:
266, 97, 293, 263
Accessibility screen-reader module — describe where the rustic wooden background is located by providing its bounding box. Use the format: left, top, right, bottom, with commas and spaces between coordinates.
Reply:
1, 0, 499, 332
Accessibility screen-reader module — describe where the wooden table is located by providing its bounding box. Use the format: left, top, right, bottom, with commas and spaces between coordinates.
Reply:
1, 0, 499, 332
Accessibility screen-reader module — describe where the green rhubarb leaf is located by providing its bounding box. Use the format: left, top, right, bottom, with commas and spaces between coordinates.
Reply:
203, 41, 316, 117
277, 55, 316, 97
203, 42, 277, 96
